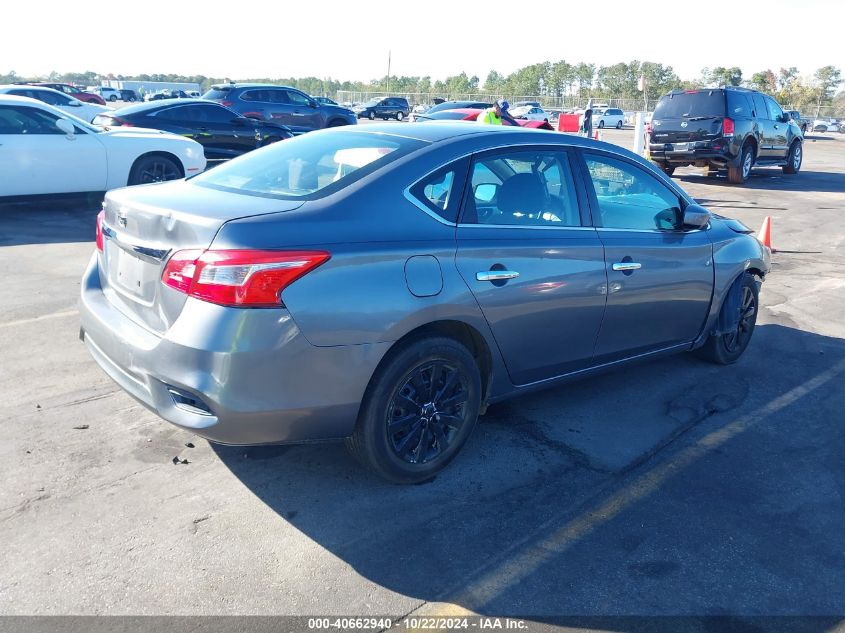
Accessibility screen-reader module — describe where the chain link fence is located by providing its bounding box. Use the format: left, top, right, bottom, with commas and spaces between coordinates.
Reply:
336, 90, 844, 119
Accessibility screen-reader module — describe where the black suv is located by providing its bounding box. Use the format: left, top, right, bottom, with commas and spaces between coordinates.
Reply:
202, 84, 357, 134
353, 97, 410, 121
648, 87, 803, 184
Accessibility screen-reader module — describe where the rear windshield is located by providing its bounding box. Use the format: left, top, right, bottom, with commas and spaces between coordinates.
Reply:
191, 130, 427, 200
653, 91, 725, 119
425, 111, 474, 121
203, 88, 232, 100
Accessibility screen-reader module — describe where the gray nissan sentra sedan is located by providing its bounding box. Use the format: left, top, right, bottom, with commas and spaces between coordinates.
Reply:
80, 123, 771, 483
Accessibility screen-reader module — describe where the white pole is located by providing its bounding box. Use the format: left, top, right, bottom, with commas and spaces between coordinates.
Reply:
633, 112, 645, 156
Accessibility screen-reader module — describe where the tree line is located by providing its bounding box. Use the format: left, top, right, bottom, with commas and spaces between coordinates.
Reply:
1, 61, 841, 112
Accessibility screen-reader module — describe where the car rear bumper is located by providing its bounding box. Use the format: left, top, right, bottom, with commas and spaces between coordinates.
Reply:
649, 141, 737, 166
79, 253, 388, 445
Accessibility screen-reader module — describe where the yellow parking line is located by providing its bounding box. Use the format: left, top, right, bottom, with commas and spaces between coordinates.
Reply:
413, 358, 845, 615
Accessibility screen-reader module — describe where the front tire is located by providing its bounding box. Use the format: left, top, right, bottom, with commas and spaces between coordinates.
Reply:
694, 274, 759, 365
661, 164, 675, 176
782, 141, 802, 174
396, 111, 404, 121
368, 111, 375, 120
598, 120, 605, 129
346, 336, 482, 484
728, 143, 753, 184
127, 155, 182, 186
109, 95, 117, 102
616, 120, 623, 129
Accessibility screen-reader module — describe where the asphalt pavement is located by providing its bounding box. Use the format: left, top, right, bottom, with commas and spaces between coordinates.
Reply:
1, 128, 843, 630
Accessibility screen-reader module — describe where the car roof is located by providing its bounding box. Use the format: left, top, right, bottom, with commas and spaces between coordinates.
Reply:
0, 84, 65, 95
212, 83, 298, 90
109, 98, 224, 115
341, 121, 590, 144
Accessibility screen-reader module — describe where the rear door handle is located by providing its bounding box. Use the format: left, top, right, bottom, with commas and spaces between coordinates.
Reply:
612, 262, 642, 271
476, 270, 520, 281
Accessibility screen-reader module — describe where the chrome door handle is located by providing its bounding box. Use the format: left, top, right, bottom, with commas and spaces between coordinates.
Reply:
612, 262, 642, 271
476, 270, 520, 281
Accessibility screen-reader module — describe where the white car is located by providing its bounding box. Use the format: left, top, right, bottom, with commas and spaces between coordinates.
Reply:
92, 86, 121, 102
0, 95, 206, 198
510, 106, 550, 122
813, 118, 839, 132
0, 85, 112, 123
591, 107, 625, 129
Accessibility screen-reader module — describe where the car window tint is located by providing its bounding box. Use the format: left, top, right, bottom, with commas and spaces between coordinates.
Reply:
464, 151, 580, 227
0, 105, 65, 134
751, 94, 768, 119
199, 105, 237, 123
286, 90, 310, 106
155, 106, 189, 121
765, 97, 784, 121
727, 92, 752, 117
585, 155, 682, 231
242, 90, 271, 102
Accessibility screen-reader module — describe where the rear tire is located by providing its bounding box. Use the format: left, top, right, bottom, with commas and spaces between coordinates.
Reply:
598, 120, 605, 129
616, 120, 623, 129
109, 95, 117, 102
728, 143, 753, 184
694, 274, 759, 365
368, 111, 375, 120
782, 141, 802, 174
661, 165, 675, 176
396, 111, 404, 121
346, 336, 482, 484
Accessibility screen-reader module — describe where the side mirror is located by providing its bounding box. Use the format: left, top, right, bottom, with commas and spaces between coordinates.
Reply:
475, 183, 499, 203
309, 100, 319, 108
56, 118, 76, 138
67, 100, 82, 107
682, 203, 710, 229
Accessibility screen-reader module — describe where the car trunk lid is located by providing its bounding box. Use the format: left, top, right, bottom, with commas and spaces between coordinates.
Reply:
100, 180, 303, 333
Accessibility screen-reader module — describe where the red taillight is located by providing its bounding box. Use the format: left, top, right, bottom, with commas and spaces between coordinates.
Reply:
723, 117, 735, 137
96, 210, 104, 251
161, 250, 330, 307
221, 100, 233, 107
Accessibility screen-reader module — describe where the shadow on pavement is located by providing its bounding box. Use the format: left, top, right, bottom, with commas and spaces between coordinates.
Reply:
675, 170, 845, 194
213, 324, 845, 621
0, 195, 102, 247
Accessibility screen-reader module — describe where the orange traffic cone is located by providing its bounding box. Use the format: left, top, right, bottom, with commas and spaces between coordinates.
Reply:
593, 130, 599, 140
758, 216, 775, 252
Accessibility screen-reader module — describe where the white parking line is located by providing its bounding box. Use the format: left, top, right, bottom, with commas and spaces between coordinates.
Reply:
0, 309, 77, 330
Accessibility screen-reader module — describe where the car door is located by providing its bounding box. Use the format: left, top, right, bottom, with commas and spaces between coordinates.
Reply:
283, 89, 321, 132
454, 147, 608, 385
0, 104, 106, 196
579, 150, 713, 362
750, 93, 776, 159
764, 97, 790, 159
194, 103, 257, 157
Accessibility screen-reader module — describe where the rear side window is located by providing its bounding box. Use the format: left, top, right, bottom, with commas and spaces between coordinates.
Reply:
653, 91, 725, 119
752, 94, 768, 119
192, 131, 426, 200
409, 160, 468, 223
241, 90, 273, 102
727, 92, 753, 117
203, 88, 232, 100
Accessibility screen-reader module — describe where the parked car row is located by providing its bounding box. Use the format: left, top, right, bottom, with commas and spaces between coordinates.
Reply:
0, 95, 206, 198
0, 85, 113, 123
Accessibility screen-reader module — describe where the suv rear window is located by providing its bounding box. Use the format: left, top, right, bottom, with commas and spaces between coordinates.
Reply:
653, 91, 725, 119
203, 88, 232, 100
192, 131, 427, 200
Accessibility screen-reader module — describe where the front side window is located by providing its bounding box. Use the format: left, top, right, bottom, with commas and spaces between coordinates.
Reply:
765, 97, 784, 122
0, 105, 66, 135
193, 131, 425, 199
285, 90, 311, 106
585, 154, 683, 231
462, 150, 580, 227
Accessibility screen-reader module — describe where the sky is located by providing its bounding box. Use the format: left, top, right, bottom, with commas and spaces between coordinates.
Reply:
2, 0, 842, 84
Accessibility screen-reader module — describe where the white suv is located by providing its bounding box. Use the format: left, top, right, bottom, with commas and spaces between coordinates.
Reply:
92, 86, 121, 102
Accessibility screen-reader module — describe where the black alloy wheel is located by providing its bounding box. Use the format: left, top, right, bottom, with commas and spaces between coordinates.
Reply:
346, 336, 482, 484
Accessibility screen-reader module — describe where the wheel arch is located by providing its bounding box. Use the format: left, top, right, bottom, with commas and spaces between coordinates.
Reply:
370, 319, 494, 410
